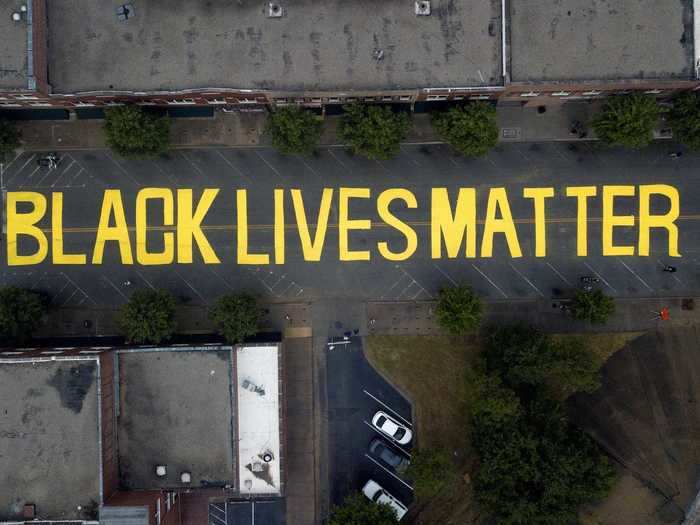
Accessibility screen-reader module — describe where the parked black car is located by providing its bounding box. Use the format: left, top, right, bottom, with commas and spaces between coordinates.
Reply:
368, 438, 410, 471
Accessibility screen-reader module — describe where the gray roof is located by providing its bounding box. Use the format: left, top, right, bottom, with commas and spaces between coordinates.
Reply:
0, 3, 29, 90
100, 506, 149, 525
509, 0, 695, 83
46, 0, 503, 94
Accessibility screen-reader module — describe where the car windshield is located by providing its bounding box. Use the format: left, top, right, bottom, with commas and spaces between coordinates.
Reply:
376, 415, 387, 427
372, 490, 384, 503
394, 427, 406, 439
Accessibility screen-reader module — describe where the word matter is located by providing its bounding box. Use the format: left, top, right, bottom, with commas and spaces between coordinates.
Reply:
5, 185, 680, 266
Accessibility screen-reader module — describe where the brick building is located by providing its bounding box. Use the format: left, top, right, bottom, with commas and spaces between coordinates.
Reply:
0, 343, 285, 525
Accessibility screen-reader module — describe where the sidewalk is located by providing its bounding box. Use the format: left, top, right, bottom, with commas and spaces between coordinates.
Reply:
14, 102, 603, 152
367, 296, 699, 336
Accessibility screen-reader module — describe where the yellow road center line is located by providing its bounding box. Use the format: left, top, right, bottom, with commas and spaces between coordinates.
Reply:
37, 214, 700, 234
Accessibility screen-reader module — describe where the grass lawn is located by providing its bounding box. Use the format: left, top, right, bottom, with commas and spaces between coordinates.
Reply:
364, 331, 644, 524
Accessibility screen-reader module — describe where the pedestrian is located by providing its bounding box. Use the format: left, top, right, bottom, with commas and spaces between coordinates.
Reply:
663, 265, 677, 273
669, 151, 683, 159
123, 280, 131, 286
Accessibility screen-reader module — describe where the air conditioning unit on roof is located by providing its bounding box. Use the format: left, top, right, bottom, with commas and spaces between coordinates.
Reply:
415, 1, 431, 16
268, 2, 283, 17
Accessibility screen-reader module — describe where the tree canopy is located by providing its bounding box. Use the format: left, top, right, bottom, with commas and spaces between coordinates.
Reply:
338, 104, 411, 160
0, 119, 20, 163
265, 106, 323, 156
473, 324, 616, 523
209, 293, 261, 344
328, 493, 399, 525
435, 284, 483, 335
431, 102, 499, 157
0, 287, 47, 344
484, 325, 601, 396
119, 289, 176, 344
669, 91, 700, 150
591, 94, 661, 149
104, 106, 170, 158
571, 289, 616, 324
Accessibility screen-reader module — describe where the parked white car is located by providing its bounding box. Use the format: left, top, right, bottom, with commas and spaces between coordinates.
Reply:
362, 479, 408, 520
371, 411, 413, 445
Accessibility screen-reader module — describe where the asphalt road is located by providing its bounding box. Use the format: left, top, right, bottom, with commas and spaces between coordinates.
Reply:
1, 142, 699, 306
326, 336, 414, 509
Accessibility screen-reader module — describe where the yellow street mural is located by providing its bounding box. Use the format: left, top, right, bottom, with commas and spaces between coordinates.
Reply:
5, 185, 680, 266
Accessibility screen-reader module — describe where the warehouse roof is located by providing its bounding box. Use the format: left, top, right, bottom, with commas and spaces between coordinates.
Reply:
46, 0, 504, 93
509, 0, 695, 83
0, 5, 29, 90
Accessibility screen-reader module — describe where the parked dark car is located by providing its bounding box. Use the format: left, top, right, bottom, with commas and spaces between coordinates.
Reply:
368, 438, 410, 471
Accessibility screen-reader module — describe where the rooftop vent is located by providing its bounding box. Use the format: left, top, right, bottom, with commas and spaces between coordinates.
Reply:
267, 2, 283, 18
11, 12, 21, 22
155, 465, 167, 477
117, 3, 135, 21
180, 471, 192, 483
415, 1, 431, 16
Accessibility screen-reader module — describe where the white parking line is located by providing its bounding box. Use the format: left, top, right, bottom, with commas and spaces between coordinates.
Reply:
546, 262, 572, 287
215, 149, 252, 184
617, 259, 653, 292
101, 275, 129, 301
433, 263, 458, 286
363, 390, 412, 427
105, 152, 140, 186
471, 264, 508, 298
509, 263, 545, 298
255, 150, 283, 178
364, 454, 414, 491
583, 262, 617, 293
5, 154, 35, 186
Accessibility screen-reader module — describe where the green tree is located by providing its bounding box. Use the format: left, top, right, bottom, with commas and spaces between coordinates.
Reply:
328, 493, 399, 525
0, 287, 47, 344
209, 293, 261, 344
119, 289, 176, 344
0, 119, 20, 163
472, 374, 616, 524
265, 106, 323, 156
435, 284, 482, 335
591, 94, 661, 149
338, 104, 411, 160
669, 91, 700, 150
104, 106, 170, 158
405, 448, 455, 500
484, 326, 601, 396
431, 102, 499, 157
571, 289, 615, 324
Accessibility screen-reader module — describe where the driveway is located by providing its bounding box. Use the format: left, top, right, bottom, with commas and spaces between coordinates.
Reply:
326, 336, 414, 510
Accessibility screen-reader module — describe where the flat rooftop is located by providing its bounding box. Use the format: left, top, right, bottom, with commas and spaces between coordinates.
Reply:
0, 359, 101, 522
0, 4, 29, 90
117, 349, 235, 490
509, 0, 695, 83
46, 0, 503, 93
236, 345, 282, 496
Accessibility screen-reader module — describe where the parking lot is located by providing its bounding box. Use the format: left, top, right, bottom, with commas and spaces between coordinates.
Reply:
1, 142, 699, 307
326, 336, 414, 510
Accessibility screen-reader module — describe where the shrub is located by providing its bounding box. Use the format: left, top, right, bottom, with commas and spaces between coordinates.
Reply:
591, 94, 661, 148
209, 293, 261, 344
435, 284, 482, 335
119, 289, 176, 344
404, 448, 455, 500
0, 287, 46, 344
328, 493, 398, 525
571, 289, 615, 324
265, 106, 323, 155
669, 91, 700, 150
338, 104, 411, 160
0, 119, 20, 163
431, 102, 499, 157
104, 106, 170, 158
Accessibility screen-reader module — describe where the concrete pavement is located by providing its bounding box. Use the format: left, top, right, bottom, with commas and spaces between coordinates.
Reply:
6, 102, 606, 152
